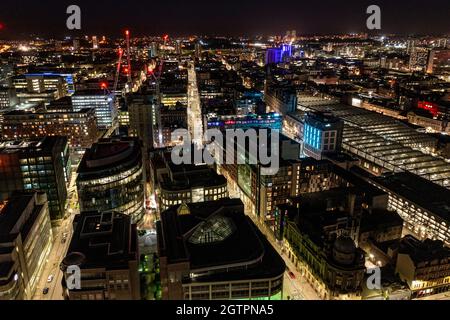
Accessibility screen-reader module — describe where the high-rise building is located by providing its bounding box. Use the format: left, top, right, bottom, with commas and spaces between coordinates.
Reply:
175, 40, 182, 57
157, 198, 286, 300
265, 48, 283, 65
426, 49, 450, 77
0, 137, 70, 221
195, 42, 202, 60
409, 47, 429, 71
149, 42, 159, 58
77, 138, 145, 223
1, 108, 98, 149
61, 211, 140, 300
0, 192, 53, 300
73, 39, 80, 51
0, 86, 18, 109
303, 112, 344, 160
92, 36, 98, 50
127, 93, 158, 150
71, 90, 117, 129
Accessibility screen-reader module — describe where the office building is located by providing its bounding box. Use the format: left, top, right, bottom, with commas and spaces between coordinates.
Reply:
0, 87, 18, 109
77, 138, 145, 224
205, 113, 282, 131
370, 172, 450, 247
265, 85, 297, 115
157, 198, 285, 300
426, 49, 450, 77
297, 95, 449, 188
0, 192, 53, 300
127, 93, 158, 150
303, 112, 344, 160
154, 151, 228, 212
1, 109, 98, 149
0, 137, 70, 221
265, 48, 283, 65
396, 235, 450, 299
72, 90, 117, 129
61, 211, 140, 300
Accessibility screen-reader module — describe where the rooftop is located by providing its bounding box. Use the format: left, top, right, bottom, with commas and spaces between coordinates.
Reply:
373, 172, 450, 222
62, 211, 138, 270
157, 198, 285, 281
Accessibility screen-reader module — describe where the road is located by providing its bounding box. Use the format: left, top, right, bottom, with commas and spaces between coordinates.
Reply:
187, 63, 204, 146
33, 171, 79, 300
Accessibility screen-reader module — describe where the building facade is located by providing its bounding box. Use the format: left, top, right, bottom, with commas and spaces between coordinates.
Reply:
0, 192, 53, 300
0, 137, 70, 221
77, 138, 145, 224
61, 211, 140, 300
157, 199, 285, 300
72, 90, 117, 129
1, 109, 98, 149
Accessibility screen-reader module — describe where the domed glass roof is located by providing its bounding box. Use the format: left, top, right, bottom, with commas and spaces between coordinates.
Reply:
189, 215, 236, 245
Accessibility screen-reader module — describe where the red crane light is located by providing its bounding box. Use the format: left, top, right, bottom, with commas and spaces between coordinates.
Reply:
0, 23, 4, 31
163, 34, 169, 41
125, 30, 130, 36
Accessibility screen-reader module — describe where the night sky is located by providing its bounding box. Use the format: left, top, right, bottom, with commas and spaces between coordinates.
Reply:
0, 0, 449, 38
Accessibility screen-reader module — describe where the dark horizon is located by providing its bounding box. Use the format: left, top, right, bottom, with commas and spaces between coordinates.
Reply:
0, 0, 449, 39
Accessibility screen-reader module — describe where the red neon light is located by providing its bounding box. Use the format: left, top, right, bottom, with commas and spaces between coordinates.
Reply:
100, 82, 108, 89
418, 101, 439, 117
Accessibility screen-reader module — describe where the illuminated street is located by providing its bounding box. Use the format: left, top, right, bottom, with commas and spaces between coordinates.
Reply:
187, 63, 204, 146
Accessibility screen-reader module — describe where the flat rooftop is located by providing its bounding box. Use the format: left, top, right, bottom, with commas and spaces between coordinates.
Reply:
158, 198, 286, 282
373, 172, 450, 222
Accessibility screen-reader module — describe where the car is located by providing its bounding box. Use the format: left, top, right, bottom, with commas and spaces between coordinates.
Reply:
47, 275, 54, 283
43, 288, 49, 295
288, 271, 296, 279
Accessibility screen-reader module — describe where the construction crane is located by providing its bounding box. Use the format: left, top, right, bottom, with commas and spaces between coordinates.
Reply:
125, 30, 132, 85
113, 47, 123, 93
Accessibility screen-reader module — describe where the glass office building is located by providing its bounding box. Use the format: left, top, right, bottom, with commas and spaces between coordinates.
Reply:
77, 138, 145, 223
